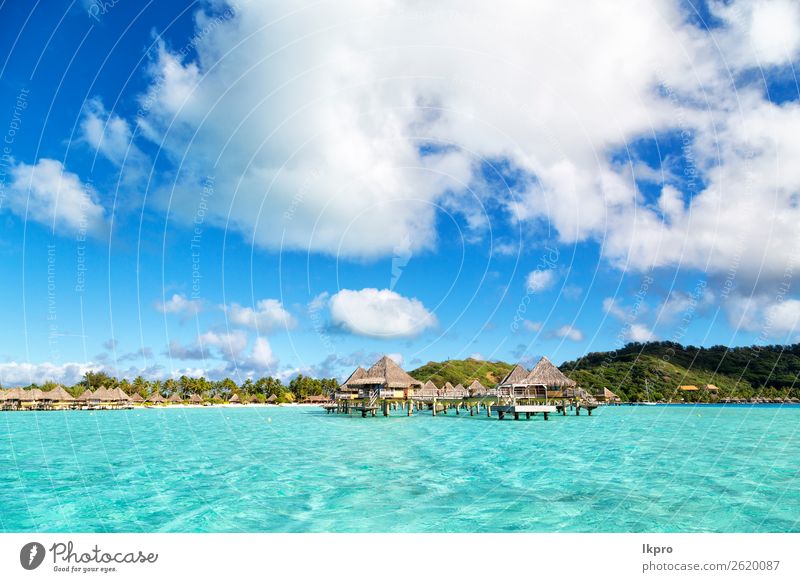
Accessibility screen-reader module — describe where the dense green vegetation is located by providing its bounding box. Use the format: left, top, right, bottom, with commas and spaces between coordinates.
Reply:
410, 343, 800, 402
560, 342, 800, 401
8, 371, 338, 403
409, 358, 513, 388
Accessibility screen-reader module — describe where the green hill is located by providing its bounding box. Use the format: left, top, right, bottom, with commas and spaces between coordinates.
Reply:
410, 342, 800, 402
560, 341, 800, 401
409, 359, 513, 388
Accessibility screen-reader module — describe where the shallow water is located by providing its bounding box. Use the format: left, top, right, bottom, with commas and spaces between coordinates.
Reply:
1, 405, 798, 532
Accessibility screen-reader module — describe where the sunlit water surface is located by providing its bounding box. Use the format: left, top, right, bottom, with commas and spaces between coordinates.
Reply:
1, 405, 798, 532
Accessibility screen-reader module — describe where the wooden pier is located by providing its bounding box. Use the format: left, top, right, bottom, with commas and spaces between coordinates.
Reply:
326, 355, 602, 423
324, 397, 602, 422
491, 404, 557, 420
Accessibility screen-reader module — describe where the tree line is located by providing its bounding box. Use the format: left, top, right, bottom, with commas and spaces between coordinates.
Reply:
5, 372, 339, 404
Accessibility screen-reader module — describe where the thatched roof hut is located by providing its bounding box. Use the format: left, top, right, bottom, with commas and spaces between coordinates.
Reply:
106, 387, 132, 402
130, 393, 145, 403
147, 392, 165, 403
93, 386, 111, 401
498, 364, 528, 386
342, 356, 422, 398
45, 385, 75, 402
595, 387, 620, 402
229, 393, 241, 403
20, 388, 45, 402
189, 393, 203, 404
338, 366, 367, 395
303, 394, 330, 404
4, 388, 25, 401
77, 389, 96, 402
168, 392, 183, 403
417, 380, 439, 398
703, 384, 719, 392
467, 379, 489, 396
350, 356, 423, 389
525, 356, 576, 387
445, 383, 469, 398
266, 394, 277, 404
497, 357, 576, 399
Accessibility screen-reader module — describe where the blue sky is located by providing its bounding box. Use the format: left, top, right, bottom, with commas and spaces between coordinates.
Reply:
1, 0, 800, 385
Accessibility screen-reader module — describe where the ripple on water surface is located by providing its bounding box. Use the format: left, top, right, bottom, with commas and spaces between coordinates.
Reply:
1, 405, 798, 532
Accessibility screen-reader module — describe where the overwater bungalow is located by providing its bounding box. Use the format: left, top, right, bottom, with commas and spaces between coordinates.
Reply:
467, 380, 488, 398
77, 389, 99, 409
19, 388, 46, 409
2, 388, 25, 410
39, 389, 57, 409
106, 387, 132, 409
594, 387, 621, 403
93, 386, 111, 407
45, 385, 76, 409
335, 366, 367, 399
497, 357, 577, 400
417, 380, 439, 399
340, 356, 422, 400
443, 383, 469, 398
1, 389, 14, 410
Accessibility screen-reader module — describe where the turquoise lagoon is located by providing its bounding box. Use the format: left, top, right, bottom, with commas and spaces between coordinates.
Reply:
1, 405, 798, 532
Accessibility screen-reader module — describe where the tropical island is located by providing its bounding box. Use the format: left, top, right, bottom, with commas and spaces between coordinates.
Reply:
1, 342, 799, 408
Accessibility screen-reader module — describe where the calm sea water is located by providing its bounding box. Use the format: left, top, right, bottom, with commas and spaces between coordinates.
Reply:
1, 405, 798, 532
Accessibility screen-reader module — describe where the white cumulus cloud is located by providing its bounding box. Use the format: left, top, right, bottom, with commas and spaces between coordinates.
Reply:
0, 361, 103, 387
550, 324, 584, 342
328, 288, 437, 338
4, 158, 106, 235
66, 0, 800, 298
225, 299, 296, 332
627, 323, 657, 342
526, 270, 557, 293
156, 294, 203, 316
